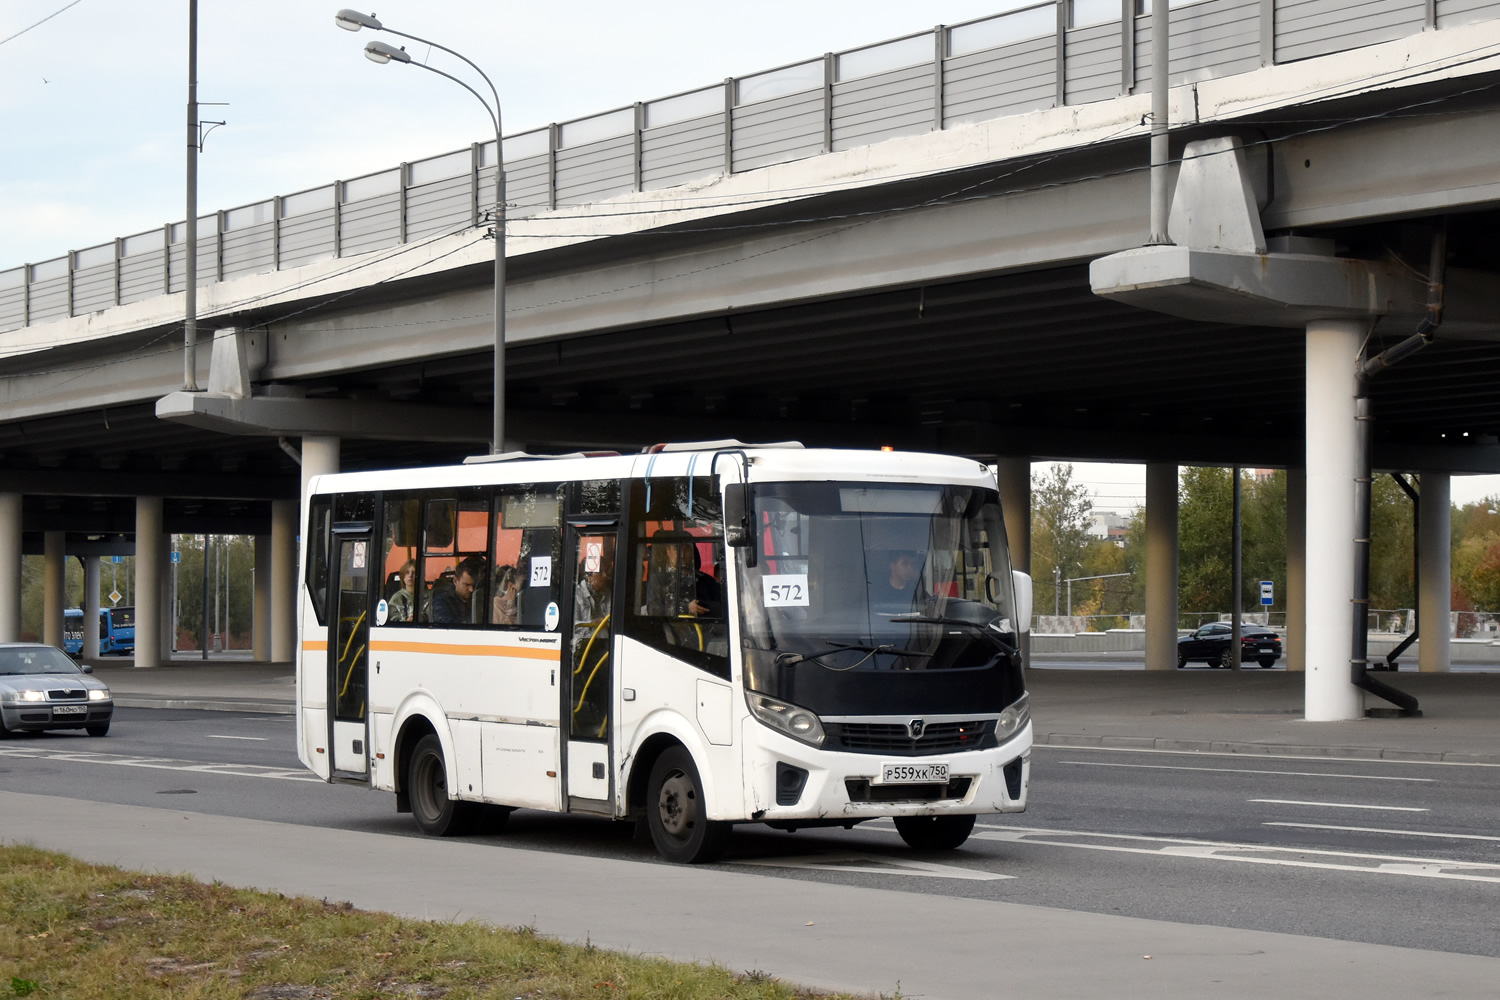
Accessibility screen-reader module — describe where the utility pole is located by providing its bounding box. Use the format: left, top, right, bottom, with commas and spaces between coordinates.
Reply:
183, 0, 200, 391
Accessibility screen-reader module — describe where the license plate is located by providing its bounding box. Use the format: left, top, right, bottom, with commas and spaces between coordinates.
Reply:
878, 762, 949, 784
52, 705, 86, 716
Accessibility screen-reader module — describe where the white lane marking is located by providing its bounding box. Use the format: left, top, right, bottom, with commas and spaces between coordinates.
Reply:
1033, 743, 1500, 768
951, 824, 1500, 884
735, 853, 1011, 881
1266, 822, 1500, 843
0, 746, 318, 782
1250, 798, 1428, 812
205, 735, 268, 741
1059, 760, 1433, 782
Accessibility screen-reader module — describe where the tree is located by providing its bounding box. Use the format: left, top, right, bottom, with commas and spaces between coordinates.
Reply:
1177, 466, 1233, 618
1030, 463, 1093, 616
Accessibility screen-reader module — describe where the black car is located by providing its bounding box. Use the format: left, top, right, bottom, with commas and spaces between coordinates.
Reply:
1177, 622, 1282, 668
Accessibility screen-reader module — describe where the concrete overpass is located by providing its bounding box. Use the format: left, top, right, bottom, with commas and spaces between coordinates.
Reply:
5, 0, 1500, 720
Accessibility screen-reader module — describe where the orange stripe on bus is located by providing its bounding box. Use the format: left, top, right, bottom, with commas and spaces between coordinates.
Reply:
369, 640, 562, 660
303, 640, 329, 651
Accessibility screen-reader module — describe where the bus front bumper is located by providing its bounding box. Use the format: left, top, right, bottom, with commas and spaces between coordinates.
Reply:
740, 719, 1031, 822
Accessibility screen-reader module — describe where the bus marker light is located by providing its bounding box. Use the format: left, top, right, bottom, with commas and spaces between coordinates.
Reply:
375, 752, 385, 759
316, 748, 325, 753
546, 770, 556, 777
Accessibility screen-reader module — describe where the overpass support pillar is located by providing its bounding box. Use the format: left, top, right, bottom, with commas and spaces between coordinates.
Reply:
43, 531, 65, 650
1305, 320, 1364, 720
0, 495, 18, 642
271, 500, 298, 664
1418, 471, 1451, 672
83, 557, 101, 660
253, 534, 272, 662
134, 497, 164, 668
1145, 463, 1179, 671
994, 457, 1031, 661
301, 436, 340, 499
1285, 467, 1306, 672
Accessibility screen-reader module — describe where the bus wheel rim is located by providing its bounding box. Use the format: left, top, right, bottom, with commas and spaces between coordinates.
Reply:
658, 770, 694, 837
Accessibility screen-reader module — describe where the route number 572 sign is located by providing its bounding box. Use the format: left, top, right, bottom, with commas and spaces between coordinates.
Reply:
762, 574, 810, 607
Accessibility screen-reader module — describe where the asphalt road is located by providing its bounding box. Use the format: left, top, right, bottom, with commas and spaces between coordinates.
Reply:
3, 708, 1497, 958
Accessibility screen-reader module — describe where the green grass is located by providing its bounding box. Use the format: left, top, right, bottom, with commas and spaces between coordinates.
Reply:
0, 846, 866, 1000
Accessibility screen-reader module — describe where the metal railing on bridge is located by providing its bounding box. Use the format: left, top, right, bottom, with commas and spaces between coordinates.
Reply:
3, 0, 1497, 333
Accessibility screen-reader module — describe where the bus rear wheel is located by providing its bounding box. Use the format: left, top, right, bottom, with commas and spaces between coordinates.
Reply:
408, 734, 479, 837
647, 747, 729, 864
894, 814, 975, 850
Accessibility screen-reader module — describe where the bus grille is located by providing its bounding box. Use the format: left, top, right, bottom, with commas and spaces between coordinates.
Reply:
824, 720, 996, 755
845, 776, 973, 802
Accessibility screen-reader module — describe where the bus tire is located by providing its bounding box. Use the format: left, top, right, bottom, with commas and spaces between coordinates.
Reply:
894, 813, 975, 851
86, 723, 110, 737
647, 746, 729, 864
408, 734, 479, 837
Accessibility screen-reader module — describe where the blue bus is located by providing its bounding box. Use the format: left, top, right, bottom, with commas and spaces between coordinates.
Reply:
62, 607, 136, 657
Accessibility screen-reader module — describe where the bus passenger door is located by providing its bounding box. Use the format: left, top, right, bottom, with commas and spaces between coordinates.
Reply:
563, 521, 617, 810
329, 531, 372, 777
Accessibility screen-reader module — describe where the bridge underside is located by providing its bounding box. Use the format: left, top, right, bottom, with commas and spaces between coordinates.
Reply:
7, 248, 1500, 534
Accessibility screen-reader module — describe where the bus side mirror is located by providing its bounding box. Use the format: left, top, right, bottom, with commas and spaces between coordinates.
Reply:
722, 484, 756, 567
1011, 571, 1033, 634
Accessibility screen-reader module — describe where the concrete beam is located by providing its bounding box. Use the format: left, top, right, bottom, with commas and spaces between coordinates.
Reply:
0, 469, 296, 500
1091, 245, 1500, 336
155, 392, 491, 442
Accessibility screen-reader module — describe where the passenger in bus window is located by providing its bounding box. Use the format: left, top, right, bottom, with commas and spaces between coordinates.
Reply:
575, 550, 613, 625
689, 545, 721, 617
492, 565, 520, 625
432, 556, 485, 624
387, 560, 417, 623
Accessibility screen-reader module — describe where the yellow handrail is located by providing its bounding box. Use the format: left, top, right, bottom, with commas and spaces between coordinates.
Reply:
574, 613, 611, 676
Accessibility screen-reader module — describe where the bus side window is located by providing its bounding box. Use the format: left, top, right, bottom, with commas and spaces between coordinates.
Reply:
492, 485, 561, 628
305, 496, 333, 625
381, 498, 421, 626
623, 476, 728, 678
418, 499, 456, 625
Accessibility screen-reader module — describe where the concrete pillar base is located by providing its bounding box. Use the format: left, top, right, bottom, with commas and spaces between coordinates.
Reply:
43, 531, 65, 650
0, 494, 18, 643
1286, 468, 1306, 672
1145, 463, 1179, 671
1304, 320, 1363, 721
271, 500, 298, 664
1418, 471, 1451, 672
134, 497, 163, 669
83, 557, 101, 660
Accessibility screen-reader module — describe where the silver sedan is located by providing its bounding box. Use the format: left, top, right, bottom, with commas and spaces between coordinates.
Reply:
0, 643, 113, 737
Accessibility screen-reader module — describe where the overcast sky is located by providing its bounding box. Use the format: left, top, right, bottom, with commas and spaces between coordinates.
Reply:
0, 0, 1021, 266
6, 2, 1497, 506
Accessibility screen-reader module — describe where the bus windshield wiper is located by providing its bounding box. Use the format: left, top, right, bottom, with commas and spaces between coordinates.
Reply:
886, 615, 1019, 655
777, 641, 930, 669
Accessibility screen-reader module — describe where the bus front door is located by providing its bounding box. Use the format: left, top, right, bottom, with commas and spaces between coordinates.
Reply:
329, 532, 372, 777
563, 522, 617, 811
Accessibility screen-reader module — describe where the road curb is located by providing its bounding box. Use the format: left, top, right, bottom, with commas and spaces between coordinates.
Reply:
113, 696, 294, 716
1035, 732, 1500, 765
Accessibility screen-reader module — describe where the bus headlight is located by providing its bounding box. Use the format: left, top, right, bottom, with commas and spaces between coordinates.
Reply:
996, 693, 1030, 739
18, 690, 46, 702
89, 689, 110, 701
746, 692, 825, 748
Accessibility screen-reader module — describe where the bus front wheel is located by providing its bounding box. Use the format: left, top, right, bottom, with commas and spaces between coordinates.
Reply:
647, 747, 729, 864
408, 734, 479, 837
894, 813, 975, 850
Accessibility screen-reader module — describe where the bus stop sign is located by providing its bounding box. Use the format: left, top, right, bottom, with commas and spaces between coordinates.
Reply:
1260, 581, 1274, 606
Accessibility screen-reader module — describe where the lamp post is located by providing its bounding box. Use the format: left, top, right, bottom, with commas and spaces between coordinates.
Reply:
335, 10, 507, 454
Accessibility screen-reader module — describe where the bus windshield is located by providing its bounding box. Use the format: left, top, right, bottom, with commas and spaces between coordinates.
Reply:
737, 481, 1021, 713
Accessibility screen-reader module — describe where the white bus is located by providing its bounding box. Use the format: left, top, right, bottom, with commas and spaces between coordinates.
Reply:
297, 442, 1033, 863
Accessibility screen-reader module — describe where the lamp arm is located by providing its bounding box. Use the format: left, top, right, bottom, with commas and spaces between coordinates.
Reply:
377, 27, 503, 142
402, 59, 500, 141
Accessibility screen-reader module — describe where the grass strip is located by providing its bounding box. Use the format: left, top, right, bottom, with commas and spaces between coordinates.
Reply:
0, 845, 867, 1000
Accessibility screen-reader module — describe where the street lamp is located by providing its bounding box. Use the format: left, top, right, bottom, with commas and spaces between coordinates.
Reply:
335, 10, 508, 454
